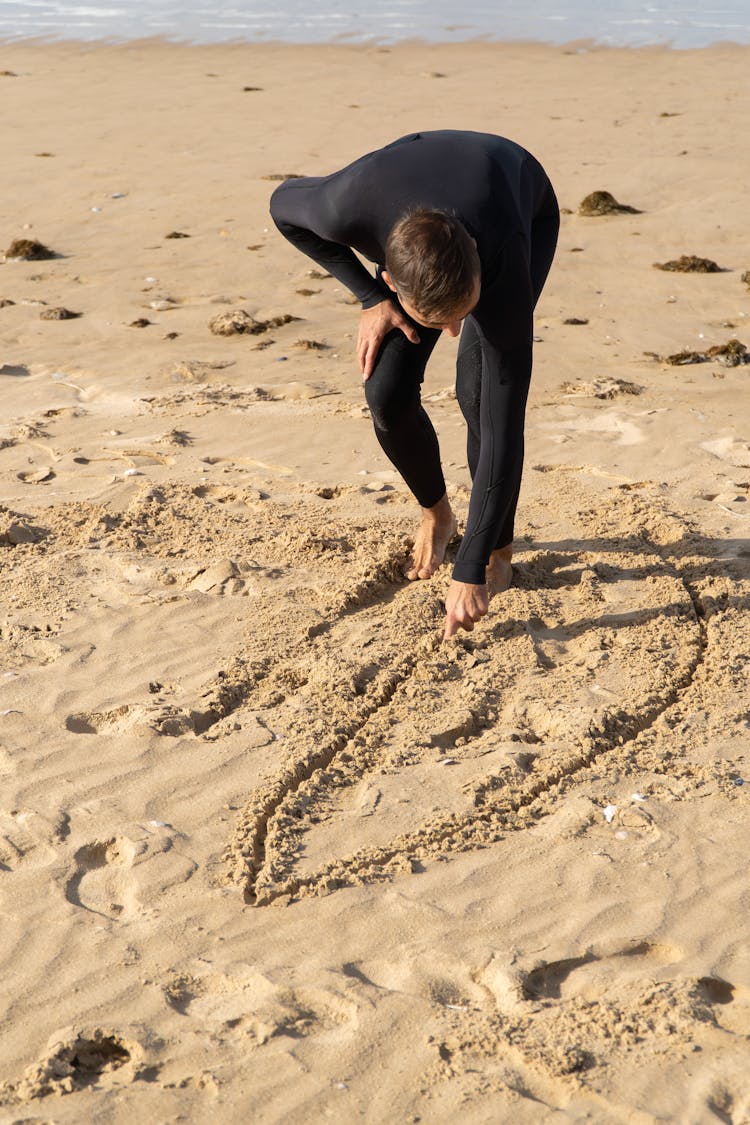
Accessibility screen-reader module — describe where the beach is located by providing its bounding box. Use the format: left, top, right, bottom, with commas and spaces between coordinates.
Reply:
1, 38, 750, 1122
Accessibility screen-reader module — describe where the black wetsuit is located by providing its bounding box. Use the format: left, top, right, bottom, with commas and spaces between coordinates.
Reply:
270, 130, 559, 583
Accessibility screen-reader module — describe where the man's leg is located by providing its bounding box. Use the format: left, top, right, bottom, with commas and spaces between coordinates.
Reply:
455, 317, 515, 593
364, 324, 456, 579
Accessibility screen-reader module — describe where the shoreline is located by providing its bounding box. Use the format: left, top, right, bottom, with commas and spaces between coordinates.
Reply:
4, 35, 750, 52
3, 32, 750, 51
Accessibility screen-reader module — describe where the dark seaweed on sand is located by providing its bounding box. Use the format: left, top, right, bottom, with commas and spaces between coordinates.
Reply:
4, 238, 56, 261
664, 339, 748, 366
578, 191, 641, 216
742, 270, 750, 288
165, 231, 190, 239
39, 307, 81, 320
654, 255, 722, 273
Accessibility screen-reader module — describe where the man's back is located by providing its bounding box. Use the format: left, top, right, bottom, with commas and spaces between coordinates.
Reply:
271, 130, 549, 282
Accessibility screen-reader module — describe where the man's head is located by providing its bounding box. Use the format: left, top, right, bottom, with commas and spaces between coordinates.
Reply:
383, 208, 481, 335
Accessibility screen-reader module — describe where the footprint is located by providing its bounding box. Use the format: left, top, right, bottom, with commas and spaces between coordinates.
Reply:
0, 807, 70, 869
522, 953, 597, 1001
686, 1072, 750, 1125
0, 1027, 144, 1103
65, 830, 196, 919
164, 968, 358, 1046
520, 940, 684, 1002
697, 977, 750, 1036
65, 837, 137, 919
64, 703, 163, 736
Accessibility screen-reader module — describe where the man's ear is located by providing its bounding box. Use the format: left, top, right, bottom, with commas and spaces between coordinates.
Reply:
381, 270, 398, 293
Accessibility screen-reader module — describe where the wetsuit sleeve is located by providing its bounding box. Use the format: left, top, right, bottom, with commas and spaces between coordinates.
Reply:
452, 233, 534, 585
270, 179, 387, 309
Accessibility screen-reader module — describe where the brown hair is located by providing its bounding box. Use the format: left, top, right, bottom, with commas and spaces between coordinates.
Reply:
385, 209, 480, 322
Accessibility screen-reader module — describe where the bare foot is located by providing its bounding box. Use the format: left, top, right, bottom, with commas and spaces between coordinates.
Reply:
405, 494, 458, 580
487, 544, 513, 596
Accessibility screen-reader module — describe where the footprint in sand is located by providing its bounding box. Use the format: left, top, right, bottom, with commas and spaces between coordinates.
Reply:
518, 939, 684, 1002
163, 968, 358, 1047
64, 703, 154, 736
701, 436, 750, 469
695, 976, 750, 1036
482, 943, 750, 1040
0, 807, 70, 870
689, 1075, 750, 1125
65, 837, 139, 919
0, 1027, 141, 1104
65, 829, 197, 919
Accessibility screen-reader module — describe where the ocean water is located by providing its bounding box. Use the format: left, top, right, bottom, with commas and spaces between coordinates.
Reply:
0, 0, 749, 47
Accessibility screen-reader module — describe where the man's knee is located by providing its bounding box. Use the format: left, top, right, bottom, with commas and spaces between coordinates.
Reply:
365, 333, 424, 432
455, 339, 482, 422
365, 379, 419, 433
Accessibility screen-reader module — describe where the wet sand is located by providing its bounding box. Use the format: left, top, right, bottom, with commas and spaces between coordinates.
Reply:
1, 39, 749, 1123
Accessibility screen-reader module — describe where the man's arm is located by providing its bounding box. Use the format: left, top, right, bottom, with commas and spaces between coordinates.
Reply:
270, 178, 385, 308
270, 177, 420, 378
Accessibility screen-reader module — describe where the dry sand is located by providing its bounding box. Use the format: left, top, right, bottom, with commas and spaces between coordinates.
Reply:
1, 38, 749, 1124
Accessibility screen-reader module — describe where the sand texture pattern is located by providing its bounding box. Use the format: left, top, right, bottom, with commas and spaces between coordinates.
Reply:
1, 39, 749, 1124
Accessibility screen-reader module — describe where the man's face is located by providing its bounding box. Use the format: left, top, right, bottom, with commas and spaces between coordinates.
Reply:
382, 272, 481, 338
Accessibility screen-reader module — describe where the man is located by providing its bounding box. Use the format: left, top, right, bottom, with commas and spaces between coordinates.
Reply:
270, 130, 559, 639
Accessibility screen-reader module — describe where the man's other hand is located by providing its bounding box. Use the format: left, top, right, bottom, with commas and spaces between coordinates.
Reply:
358, 300, 420, 380
443, 579, 489, 640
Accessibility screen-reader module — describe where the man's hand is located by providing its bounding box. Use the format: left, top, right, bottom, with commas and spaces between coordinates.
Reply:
358, 299, 420, 380
443, 579, 489, 640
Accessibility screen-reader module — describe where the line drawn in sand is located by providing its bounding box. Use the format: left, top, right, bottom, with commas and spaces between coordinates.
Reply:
222, 492, 741, 907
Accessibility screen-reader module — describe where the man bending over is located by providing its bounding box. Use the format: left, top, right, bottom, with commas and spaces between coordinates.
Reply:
270, 130, 559, 639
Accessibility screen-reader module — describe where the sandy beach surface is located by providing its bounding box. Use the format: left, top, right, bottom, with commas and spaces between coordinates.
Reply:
1, 38, 749, 1123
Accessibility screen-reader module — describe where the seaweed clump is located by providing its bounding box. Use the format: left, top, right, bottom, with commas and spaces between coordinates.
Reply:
209, 309, 299, 337
654, 255, 722, 273
578, 191, 641, 216
742, 270, 750, 288
39, 307, 81, 320
294, 338, 328, 350
4, 238, 56, 261
664, 338, 748, 367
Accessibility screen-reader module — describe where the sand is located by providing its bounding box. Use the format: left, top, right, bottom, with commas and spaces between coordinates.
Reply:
0, 37, 749, 1124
